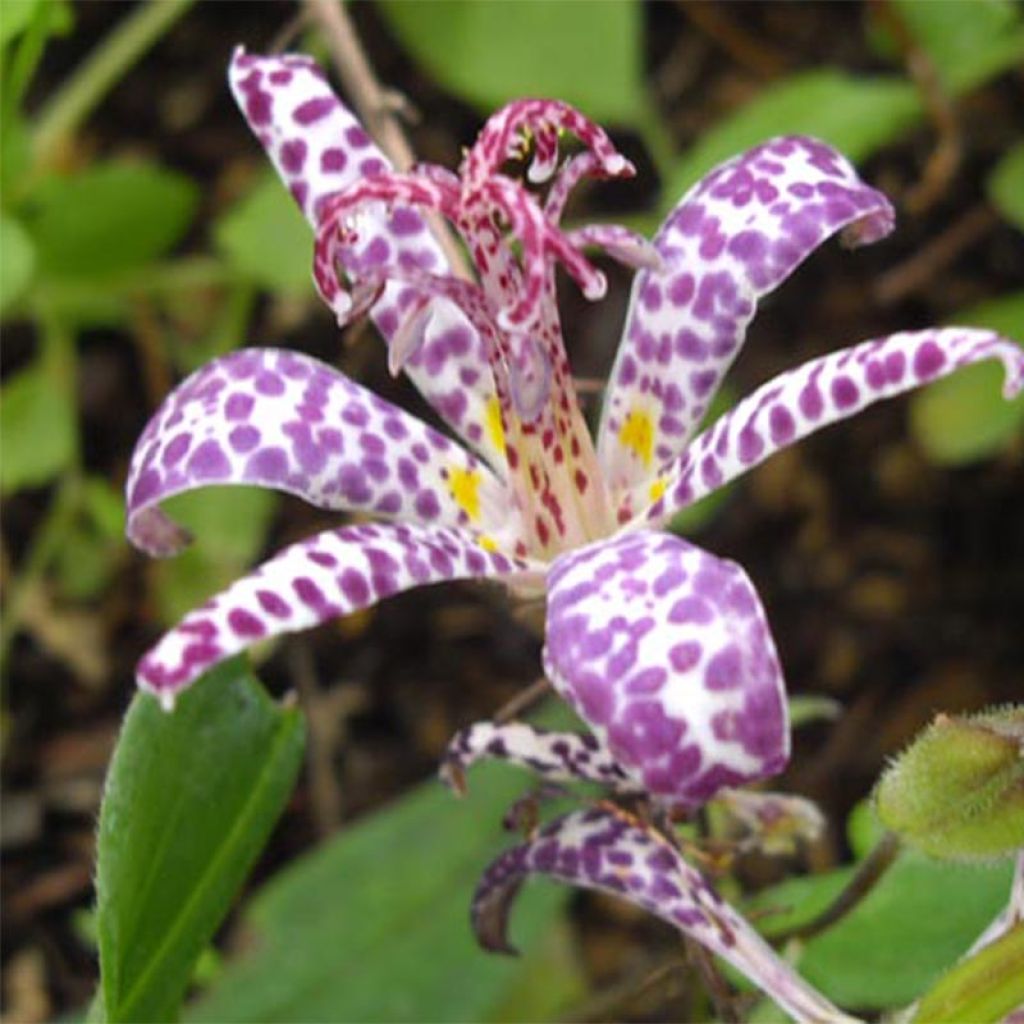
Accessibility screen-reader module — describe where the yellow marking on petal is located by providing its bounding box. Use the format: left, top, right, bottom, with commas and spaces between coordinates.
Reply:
478, 534, 499, 552
485, 396, 506, 458
648, 477, 668, 503
619, 408, 655, 469
449, 466, 482, 522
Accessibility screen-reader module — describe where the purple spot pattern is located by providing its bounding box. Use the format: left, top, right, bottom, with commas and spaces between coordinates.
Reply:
598, 135, 896, 492
228, 48, 504, 472
442, 721, 630, 793
136, 521, 526, 703
633, 327, 1024, 526
472, 805, 850, 1024
542, 530, 788, 809
126, 347, 517, 556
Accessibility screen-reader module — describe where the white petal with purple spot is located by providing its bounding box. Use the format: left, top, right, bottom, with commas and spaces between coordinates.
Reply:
137, 521, 531, 705
544, 531, 789, 810
473, 806, 857, 1024
126, 348, 518, 556
598, 135, 894, 493
228, 49, 506, 471
632, 327, 1024, 525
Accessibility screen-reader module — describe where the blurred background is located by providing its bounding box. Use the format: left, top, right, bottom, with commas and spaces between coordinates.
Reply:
1, 2, 1022, 1020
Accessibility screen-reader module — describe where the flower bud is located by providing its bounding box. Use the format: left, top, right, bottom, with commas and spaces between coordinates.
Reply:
874, 705, 1024, 861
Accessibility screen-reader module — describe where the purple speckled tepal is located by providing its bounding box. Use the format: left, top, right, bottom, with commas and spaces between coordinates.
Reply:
544, 531, 788, 810
473, 805, 858, 1024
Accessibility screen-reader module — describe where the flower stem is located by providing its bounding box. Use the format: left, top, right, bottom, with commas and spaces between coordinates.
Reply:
32, 0, 196, 168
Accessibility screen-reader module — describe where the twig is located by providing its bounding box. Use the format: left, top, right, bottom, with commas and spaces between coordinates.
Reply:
301, 0, 471, 280
493, 675, 551, 724
684, 935, 744, 1023
676, 0, 788, 80
873, 203, 998, 306
870, 0, 962, 215
287, 644, 344, 835
775, 831, 902, 943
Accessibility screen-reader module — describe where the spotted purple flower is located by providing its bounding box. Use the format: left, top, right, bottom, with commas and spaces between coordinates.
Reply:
126, 48, 1023, 822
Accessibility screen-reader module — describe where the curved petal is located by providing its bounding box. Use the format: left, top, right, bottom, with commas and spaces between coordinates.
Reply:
228, 48, 505, 471
137, 521, 531, 706
441, 721, 631, 794
544, 531, 789, 811
473, 806, 857, 1024
630, 327, 1024, 526
598, 135, 895, 493
126, 348, 519, 556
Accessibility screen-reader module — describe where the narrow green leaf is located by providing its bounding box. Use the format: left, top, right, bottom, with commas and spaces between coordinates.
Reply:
748, 854, 1015, 1008
0, 0, 44, 48
664, 71, 920, 197
914, 923, 1024, 1024
214, 175, 313, 295
888, 0, 1024, 94
378, 0, 645, 122
0, 212, 36, 314
26, 160, 198, 278
152, 486, 277, 626
0, 354, 75, 493
988, 142, 1024, 230
909, 293, 1024, 465
187, 760, 576, 1023
96, 659, 306, 1023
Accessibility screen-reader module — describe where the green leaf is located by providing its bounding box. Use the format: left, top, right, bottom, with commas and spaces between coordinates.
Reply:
0, 354, 75, 493
187, 760, 577, 1023
96, 659, 306, 1024
888, 0, 1024, 94
749, 854, 1015, 1008
914, 922, 1024, 1024
988, 142, 1024, 231
152, 486, 277, 626
26, 160, 198, 278
214, 175, 313, 295
0, 0, 44, 48
378, 0, 645, 122
0, 212, 35, 315
909, 293, 1024, 464
664, 71, 920, 197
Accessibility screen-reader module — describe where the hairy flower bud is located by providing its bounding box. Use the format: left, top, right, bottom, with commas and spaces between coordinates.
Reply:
874, 706, 1024, 862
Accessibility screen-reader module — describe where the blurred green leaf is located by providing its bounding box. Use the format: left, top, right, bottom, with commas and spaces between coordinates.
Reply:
788, 694, 842, 730
82, 475, 126, 539
0, 212, 36, 314
914, 922, 1024, 1024
846, 799, 886, 860
0, 354, 75, 493
187, 761, 577, 1023
378, 0, 645, 122
665, 71, 919, 197
909, 294, 1024, 464
153, 486, 278, 625
0, 0, 44, 47
749, 853, 1015, 1008
214, 175, 313, 295
988, 142, 1024, 231
26, 161, 198, 278
96, 659, 305, 1024
887, 0, 1024, 94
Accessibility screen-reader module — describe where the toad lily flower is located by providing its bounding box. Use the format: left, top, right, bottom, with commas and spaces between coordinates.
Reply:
127, 50, 1022, 814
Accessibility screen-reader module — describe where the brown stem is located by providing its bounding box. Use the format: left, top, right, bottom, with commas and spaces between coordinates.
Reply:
301, 0, 471, 279
870, 0, 962, 215
873, 203, 997, 306
676, 0, 788, 80
777, 831, 902, 943
493, 675, 552, 724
